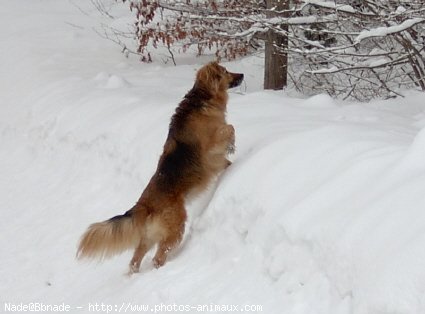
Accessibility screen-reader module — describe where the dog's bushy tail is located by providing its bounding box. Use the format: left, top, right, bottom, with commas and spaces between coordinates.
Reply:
77, 208, 144, 260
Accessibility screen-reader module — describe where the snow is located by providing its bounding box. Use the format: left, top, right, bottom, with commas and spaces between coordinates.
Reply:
308, 66, 338, 74
2, 1, 425, 314
302, 1, 356, 14
355, 18, 425, 43
269, 15, 322, 26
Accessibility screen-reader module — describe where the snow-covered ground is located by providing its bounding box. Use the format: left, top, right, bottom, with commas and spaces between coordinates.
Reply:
1, 1, 425, 313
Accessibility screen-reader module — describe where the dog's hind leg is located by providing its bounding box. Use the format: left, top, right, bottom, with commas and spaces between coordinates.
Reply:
128, 239, 153, 274
152, 231, 184, 269
152, 207, 186, 269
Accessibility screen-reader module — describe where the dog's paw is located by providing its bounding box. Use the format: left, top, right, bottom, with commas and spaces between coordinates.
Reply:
225, 159, 232, 168
128, 263, 140, 275
226, 124, 235, 154
227, 142, 236, 154
218, 124, 235, 139
153, 257, 166, 269
227, 124, 235, 138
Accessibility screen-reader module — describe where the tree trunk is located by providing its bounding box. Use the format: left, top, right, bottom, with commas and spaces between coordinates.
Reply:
264, 0, 289, 90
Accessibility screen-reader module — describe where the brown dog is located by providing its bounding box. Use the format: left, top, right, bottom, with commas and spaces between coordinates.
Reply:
77, 62, 244, 273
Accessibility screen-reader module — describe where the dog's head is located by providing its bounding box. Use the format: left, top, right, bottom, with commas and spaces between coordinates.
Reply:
195, 62, 244, 93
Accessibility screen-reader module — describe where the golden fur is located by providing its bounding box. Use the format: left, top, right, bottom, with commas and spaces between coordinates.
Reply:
77, 62, 244, 273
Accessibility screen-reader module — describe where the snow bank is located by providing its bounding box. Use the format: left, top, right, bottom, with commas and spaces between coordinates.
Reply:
1, 1, 425, 314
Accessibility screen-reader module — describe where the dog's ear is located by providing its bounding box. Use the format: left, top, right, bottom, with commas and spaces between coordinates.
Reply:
196, 62, 221, 92
210, 61, 220, 68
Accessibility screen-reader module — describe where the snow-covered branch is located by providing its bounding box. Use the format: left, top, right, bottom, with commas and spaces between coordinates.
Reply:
114, 0, 425, 100
355, 18, 425, 43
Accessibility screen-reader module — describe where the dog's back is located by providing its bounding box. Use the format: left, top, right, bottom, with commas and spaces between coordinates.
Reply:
152, 84, 229, 197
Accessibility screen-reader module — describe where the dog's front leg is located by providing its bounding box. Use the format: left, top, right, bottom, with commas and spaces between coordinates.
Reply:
214, 124, 235, 168
216, 124, 235, 152
226, 124, 236, 155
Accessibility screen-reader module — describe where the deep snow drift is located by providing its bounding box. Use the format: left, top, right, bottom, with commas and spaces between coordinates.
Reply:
1, 1, 425, 314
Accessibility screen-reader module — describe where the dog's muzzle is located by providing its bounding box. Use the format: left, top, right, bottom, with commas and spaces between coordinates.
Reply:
229, 73, 244, 88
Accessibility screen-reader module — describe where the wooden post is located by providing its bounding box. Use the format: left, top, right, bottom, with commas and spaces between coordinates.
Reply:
264, 0, 289, 90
